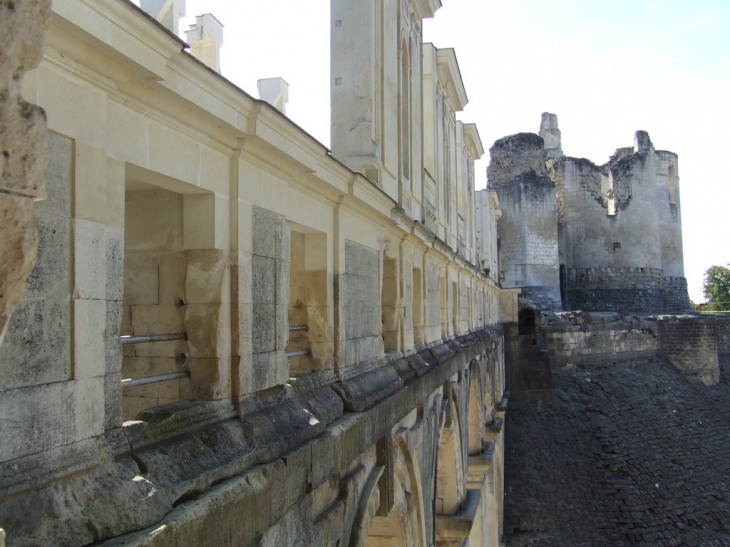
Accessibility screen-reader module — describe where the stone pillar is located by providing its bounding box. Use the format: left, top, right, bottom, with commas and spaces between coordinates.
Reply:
0, 0, 52, 343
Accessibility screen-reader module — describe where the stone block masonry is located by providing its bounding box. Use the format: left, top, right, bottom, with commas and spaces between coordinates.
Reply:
564, 267, 664, 313
541, 311, 658, 368
0, 0, 52, 342
657, 315, 720, 386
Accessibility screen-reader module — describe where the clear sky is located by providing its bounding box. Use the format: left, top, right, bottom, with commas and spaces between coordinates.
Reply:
161, 0, 729, 303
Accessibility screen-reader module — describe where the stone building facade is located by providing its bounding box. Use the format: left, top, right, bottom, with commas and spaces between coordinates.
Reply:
477, 114, 690, 314
0, 1, 511, 546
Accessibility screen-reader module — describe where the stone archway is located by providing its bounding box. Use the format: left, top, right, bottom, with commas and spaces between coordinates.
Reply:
435, 396, 466, 516
350, 441, 426, 547
467, 363, 484, 456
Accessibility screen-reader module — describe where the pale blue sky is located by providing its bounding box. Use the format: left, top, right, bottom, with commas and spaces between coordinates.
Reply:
166, 0, 729, 302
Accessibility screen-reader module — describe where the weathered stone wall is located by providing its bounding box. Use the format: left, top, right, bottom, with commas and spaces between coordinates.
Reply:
657, 315, 720, 386
564, 267, 665, 313
541, 312, 658, 367
716, 315, 730, 354
0, 133, 72, 391
663, 276, 691, 314
0, 0, 51, 343
340, 241, 382, 375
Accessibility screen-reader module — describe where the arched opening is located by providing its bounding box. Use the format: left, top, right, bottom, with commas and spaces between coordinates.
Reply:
435, 398, 465, 515
467, 366, 483, 456
351, 442, 426, 547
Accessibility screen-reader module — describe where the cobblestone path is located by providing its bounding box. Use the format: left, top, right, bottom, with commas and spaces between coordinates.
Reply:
504, 359, 730, 547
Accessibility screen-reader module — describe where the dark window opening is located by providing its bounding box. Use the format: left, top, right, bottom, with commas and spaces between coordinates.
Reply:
518, 308, 536, 335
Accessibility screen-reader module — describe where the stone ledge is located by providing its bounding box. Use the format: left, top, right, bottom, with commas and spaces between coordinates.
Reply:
435, 488, 482, 539
332, 364, 403, 412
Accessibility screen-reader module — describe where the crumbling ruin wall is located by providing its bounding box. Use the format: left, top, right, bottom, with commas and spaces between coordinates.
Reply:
550, 132, 666, 312
0, 0, 51, 343
489, 134, 561, 310
542, 312, 658, 367
486, 121, 690, 315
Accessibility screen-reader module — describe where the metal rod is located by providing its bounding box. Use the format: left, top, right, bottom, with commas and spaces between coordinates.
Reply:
121, 370, 190, 388
119, 332, 186, 345
286, 349, 310, 358
288, 325, 309, 332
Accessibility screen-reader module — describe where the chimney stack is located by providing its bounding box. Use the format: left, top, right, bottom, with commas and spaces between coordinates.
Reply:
140, 0, 186, 34
184, 14, 224, 73
539, 112, 563, 160
257, 78, 290, 115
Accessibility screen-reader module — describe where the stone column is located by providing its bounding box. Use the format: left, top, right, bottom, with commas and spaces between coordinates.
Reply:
0, 0, 52, 343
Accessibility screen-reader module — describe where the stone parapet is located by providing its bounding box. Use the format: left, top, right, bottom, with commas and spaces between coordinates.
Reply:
657, 315, 720, 386
0, 328, 506, 546
541, 311, 658, 367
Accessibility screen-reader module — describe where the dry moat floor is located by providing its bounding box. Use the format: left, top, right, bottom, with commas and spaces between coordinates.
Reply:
504, 356, 730, 547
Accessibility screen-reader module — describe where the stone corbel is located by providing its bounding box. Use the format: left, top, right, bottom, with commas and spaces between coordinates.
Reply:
467, 441, 495, 486
496, 391, 510, 420
434, 488, 482, 544
484, 417, 504, 443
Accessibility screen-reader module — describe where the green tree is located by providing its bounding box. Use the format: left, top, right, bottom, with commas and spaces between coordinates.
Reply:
702, 264, 730, 311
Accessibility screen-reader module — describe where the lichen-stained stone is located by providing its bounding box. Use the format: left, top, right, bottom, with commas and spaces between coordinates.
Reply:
0, 456, 171, 546
0, 296, 70, 389
0, 0, 52, 341
0, 0, 50, 198
0, 194, 39, 344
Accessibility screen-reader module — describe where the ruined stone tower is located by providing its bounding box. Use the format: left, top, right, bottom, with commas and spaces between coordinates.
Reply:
486, 133, 561, 310
479, 114, 690, 314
